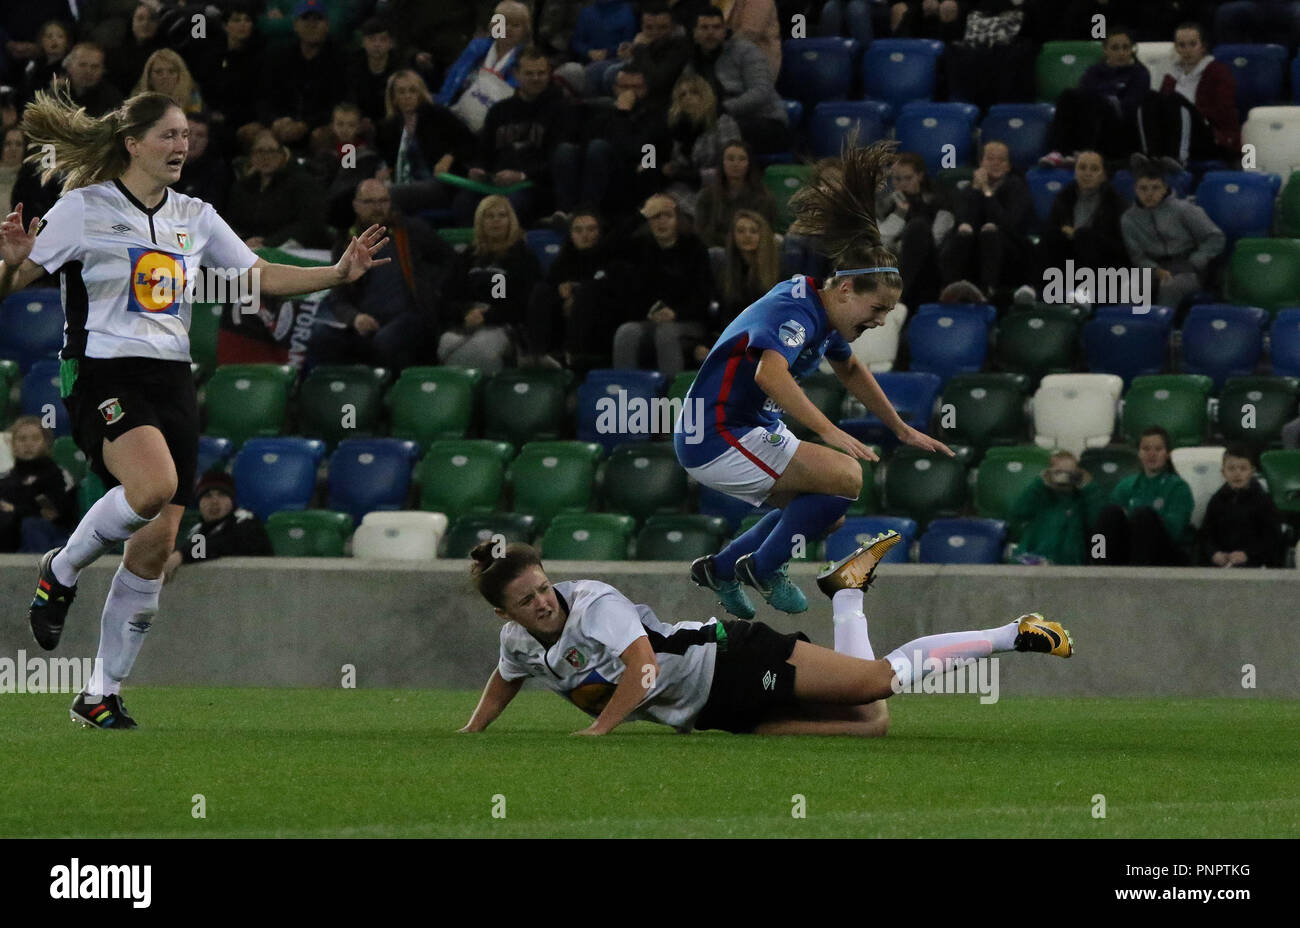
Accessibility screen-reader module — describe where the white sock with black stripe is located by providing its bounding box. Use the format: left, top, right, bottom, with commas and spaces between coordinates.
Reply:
831, 588, 874, 660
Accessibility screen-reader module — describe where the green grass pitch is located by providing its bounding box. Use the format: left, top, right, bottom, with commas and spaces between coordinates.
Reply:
2, 689, 1296, 838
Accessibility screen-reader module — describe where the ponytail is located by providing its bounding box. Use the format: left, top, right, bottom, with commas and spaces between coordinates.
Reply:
469, 540, 543, 609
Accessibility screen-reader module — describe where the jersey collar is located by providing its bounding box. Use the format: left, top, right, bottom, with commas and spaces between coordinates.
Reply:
113, 178, 169, 216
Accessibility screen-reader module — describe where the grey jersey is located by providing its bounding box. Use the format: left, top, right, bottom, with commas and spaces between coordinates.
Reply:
498, 580, 718, 733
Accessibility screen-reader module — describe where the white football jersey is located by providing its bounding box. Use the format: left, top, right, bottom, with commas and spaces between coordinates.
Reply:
498, 579, 718, 733
28, 180, 259, 362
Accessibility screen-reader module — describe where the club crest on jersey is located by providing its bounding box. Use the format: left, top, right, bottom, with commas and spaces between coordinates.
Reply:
98, 398, 125, 425
175, 231, 189, 251
765, 430, 784, 445
564, 647, 588, 670
127, 247, 186, 315
779, 319, 806, 348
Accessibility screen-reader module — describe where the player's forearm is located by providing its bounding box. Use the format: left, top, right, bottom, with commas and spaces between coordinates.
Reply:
756, 367, 837, 437
0, 261, 20, 301
256, 262, 346, 298
589, 671, 653, 735
840, 361, 907, 433
462, 669, 521, 732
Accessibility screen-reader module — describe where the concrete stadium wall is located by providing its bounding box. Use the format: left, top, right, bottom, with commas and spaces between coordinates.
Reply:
1, 556, 1297, 697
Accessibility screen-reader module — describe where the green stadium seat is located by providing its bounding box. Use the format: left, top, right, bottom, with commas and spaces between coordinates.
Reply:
1280, 172, 1300, 237
507, 441, 602, 527
1260, 450, 1300, 514
417, 440, 514, 520
174, 508, 202, 549
601, 443, 688, 523
189, 302, 222, 379
51, 435, 88, 484
764, 163, 812, 231
435, 227, 475, 251
938, 372, 1029, 451
882, 445, 969, 526
668, 371, 696, 406
483, 369, 573, 447
297, 364, 388, 446
975, 445, 1052, 524
265, 510, 354, 556
1036, 41, 1104, 102
935, 166, 975, 199
787, 371, 846, 440
78, 471, 107, 518
540, 512, 635, 560
442, 512, 537, 558
201, 364, 295, 447
1225, 238, 1300, 314
1215, 376, 1300, 447
994, 305, 1079, 382
387, 366, 482, 447
636, 514, 729, 561
1120, 374, 1213, 448
1079, 445, 1140, 499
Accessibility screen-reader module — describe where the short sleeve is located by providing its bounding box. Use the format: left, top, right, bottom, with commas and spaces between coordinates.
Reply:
824, 330, 852, 362
746, 298, 821, 368
27, 193, 85, 273
496, 626, 534, 682
581, 590, 646, 660
198, 203, 258, 271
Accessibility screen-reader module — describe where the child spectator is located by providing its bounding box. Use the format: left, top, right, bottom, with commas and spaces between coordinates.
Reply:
1009, 450, 1105, 565
1120, 157, 1225, 313
1091, 425, 1195, 566
1196, 445, 1285, 568
0, 416, 75, 554
20, 19, 72, 105
163, 471, 273, 582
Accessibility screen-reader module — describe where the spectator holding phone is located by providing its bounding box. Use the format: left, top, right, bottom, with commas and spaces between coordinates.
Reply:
1009, 450, 1105, 565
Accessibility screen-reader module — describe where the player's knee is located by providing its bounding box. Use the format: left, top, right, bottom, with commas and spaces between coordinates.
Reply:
826, 515, 847, 537
126, 481, 175, 519
838, 461, 863, 500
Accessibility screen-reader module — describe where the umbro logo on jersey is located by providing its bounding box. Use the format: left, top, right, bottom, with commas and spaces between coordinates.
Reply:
110, 224, 131, 234
761, 670, 776, 691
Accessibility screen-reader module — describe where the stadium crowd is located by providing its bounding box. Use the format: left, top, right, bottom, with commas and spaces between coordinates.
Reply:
2, 0, 1299, 567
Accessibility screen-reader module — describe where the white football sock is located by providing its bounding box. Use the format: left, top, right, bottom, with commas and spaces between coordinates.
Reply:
52, 486, 155, 587
85, 563, 162, 698
831, 588, 874, 660
884, 622, 1019, 688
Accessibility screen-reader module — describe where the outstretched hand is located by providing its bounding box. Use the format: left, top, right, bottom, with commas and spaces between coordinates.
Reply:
334, 223, 391, 284
895, 424, 956, 457
0, 203, 40, 268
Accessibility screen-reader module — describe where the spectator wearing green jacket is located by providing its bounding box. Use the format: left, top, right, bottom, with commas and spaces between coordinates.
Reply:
1010, 451, 1105, 565
1091, 426, 1194, 566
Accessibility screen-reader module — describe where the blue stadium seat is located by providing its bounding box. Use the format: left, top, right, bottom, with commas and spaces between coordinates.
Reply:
0, 289, 63, 371
1193, 171, 1281, 241
778, 38, 859, 104
825, 516, 917, 562
19, 359, 69, 435
905, 306, 990, 384
232, 437, 327, 521
1082, 317, 1168, 386
196, 435, 234, 476
1111, 168, 1193, 201
918, 517, 1007, 564
862, 39, 942, 110
1179, 303, 1268, 387
980, 104, 1055, 171
783, 99, 804, 129
327, 438, 421, 522
1271, 308, 1300, 377
809, 100, 891, 157
524, 229, 564, 274
575, 369, 666, 453
894, 102, 979, 176
697, 485, 768, 534
914, 302, 997, 323
1093, 304, 1175, 330
1024, 167, 1073, 227
1213, 44, 1288, 115
840, 371, 941, 447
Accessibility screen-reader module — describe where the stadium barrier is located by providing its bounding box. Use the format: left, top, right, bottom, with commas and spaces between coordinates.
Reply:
1, 557, 1295, 697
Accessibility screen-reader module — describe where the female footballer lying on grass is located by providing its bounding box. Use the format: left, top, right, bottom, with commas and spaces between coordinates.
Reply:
460, 534, 1073, 737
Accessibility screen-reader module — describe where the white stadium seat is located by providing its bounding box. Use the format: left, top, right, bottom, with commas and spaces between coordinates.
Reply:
1136, 42, 1174, 76
1170, 446, 1227, 528
822, 301, 908, 373
1031, 373, 1123, 457
1241, 106, 1300, 177
351, 511, 448, 560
